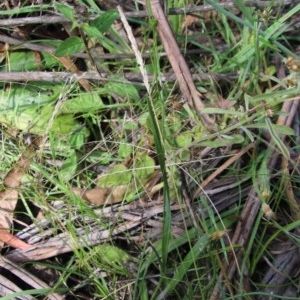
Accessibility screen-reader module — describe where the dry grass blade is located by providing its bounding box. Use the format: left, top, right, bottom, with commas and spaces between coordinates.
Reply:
209, 187, 261, 300
0, 256, 63, 300
117, 5, 151, 93
148, 0, 215, 129
193, 142, 255, 198
258, 232, 300, 299
0, 273, 36, 300
4, 201, 183, 262
0, 1, 293, 27
209, 97, 300, 298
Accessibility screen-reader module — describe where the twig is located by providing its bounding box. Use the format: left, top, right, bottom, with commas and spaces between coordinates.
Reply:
0, 33, 229, 60
4, 201, 182, 262
209, 187, 261, 300
0, 1, 292, 27
0, 71, 237, 84
148, 0, 215, 129
269, 98, 300, 169
117, 6, 150, 93
0, 33, 56, 54
209, 97, 300, 299
193, 142, 255, 198
0, 256, 63, 300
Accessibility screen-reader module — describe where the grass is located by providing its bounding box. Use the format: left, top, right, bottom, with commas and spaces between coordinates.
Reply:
0, 0, 299, 299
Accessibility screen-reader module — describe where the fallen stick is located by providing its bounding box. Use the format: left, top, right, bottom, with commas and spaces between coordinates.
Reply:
148, 0, 215, 129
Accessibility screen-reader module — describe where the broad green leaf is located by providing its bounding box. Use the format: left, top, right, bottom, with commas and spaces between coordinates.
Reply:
0, 105, 79, 134
118, 142, 132, 159
0, 106, 50, 133
59, 150, 77, 182
55, 36, 85, 57
139, 112, 149, 126
87, 151, 113, 165
80, 25, 121, 53
68, 127, 90, 150
51, 114, 79, 135
42, 52, 62, 69
265, 65, 276, 76
92, 244, 131, 275
123, 120, 138, 130
167, 114, 182, 132
0, 84, 82, 134
104, 78, 139, 102
199, 134, 244, 148
91, 10, 119, 33
4, 52, 38, 71
98, 164, 131, 188
0, 85, 60, 133
0, 85, 59, 109
133, 153, 155, 178
81, 23, 104, 40
55, 3, 75, 21
247, 123, 296, 136
60, 92, 104, 114
176, 132, 193, 147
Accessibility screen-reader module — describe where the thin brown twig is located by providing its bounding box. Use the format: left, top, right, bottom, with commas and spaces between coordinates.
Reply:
148, 0, 215, 129
209, 98, 300, 299
0, 33, 229, 60
0, 1, 292, 27
0, 256, 63, 300
0, 71, 237, 84
269, 98, 299, 169
4, 201, 182, 263
0, 33, 56, 54
209, 187, 261, 300
193, 142, 255, 198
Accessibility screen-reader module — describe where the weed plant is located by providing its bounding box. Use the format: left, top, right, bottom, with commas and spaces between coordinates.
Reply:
0, 0, 299, 299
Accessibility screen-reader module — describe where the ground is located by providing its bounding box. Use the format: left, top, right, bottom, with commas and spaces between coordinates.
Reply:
0, 1, 299, 299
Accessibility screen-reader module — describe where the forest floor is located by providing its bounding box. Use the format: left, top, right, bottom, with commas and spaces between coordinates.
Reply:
0, 0, 299, 299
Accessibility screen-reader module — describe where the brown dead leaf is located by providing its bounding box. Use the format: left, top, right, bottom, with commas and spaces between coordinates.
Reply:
56, 56, 91, 91
0, 229, 32, 250
181, 15, 199, 30
72, 187, 110, 205
3, 153, 32, 188
72, 185, 129, 206
0, 190, 18, 231
33, 50, 42, 69
0, 138, 40, 249
213, 97, 236, 109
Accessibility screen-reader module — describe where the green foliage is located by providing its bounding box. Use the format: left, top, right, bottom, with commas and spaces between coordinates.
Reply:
0, 84, 85, 135
89, 244, 133, 275
1, 1, 299, 299
55, 2, 75, 22
55, 36, 85, 56
98, 164, 131, 187
60, 92, 104, 114
59, 150, 78, 182
4, 52, 38, 71
97, 152, 155, 188
91, 10, 119, 33
104, 77, 140, 102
